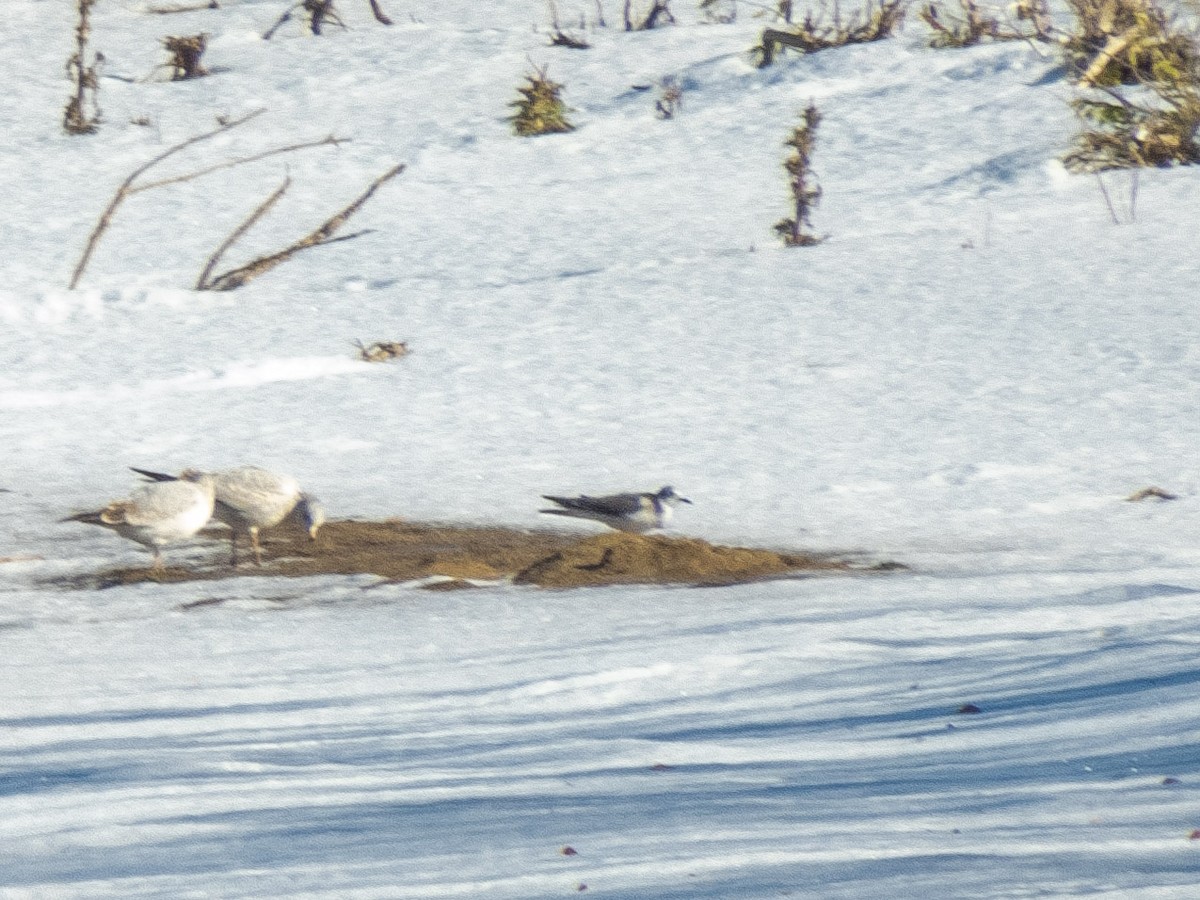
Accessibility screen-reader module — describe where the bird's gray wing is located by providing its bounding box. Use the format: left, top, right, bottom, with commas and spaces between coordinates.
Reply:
545, 492, 643, 516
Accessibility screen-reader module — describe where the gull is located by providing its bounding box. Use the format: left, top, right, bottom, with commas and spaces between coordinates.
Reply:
131, 465, 325, 567
539, 486, 691, 533
64, 478, 216, 571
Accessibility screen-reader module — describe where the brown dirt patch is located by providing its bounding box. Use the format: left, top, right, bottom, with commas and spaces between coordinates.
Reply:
59, 519, 883, 590
513, 532, 846, 587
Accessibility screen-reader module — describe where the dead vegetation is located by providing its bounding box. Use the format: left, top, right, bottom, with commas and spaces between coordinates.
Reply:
54, 519, 864, 591
655, 77, 683, 118
1064, 0, 1197, 86
354, 339, 409, 361
920, 0, 1051, 47
68, 111, 375, 290
776, 103, 825, 246
263, 0, 392, 39
162, 34, 209, 80
64, 0, 102, 135
754, 0, 906, 66
195, 163, 403, 291
1062, 0, 1200, 171
510, 65, 576, 136
624, 0, 676, 30
547, 0, 593, 46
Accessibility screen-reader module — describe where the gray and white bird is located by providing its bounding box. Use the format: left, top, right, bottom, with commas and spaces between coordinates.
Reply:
539, 485, 691, 533
64, 478, 216, 571
131, 465, 324, 567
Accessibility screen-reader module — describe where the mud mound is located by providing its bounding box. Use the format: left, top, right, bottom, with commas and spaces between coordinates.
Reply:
513, 532, 846, 588
59, 519, 868, 590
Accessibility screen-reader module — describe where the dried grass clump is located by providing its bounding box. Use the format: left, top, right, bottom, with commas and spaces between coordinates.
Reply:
776, 103, 825, 246
920, 0, 1050, 47
510, 66, 576, 136
1065, 83, 1200, 169
754, 0, 906, 66
1062, 0, 1200, 171
1064, 0, 1197, 86
163, 34, 209, 80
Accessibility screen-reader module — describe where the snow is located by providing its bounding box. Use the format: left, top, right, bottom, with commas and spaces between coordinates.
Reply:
4, 0, 1200, 895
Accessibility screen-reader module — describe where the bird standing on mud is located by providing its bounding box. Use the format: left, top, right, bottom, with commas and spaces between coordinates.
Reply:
132, 465, 324, 567
540, 486, 691, 533
64, 478, 216, 571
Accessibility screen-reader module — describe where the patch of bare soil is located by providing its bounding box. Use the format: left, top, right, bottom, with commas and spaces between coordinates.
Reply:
58, 519, 881, 590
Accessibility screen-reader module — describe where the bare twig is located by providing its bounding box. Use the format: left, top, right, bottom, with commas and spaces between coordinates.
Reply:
147, 1, 219, 13
198, 163, 406, 291
132, 135, 347, 193
195, 177, 292, 290
367, 0, 393, 24
263, 1, 302, 39
1095, 172, 1120, 224
69, 109, 265, 289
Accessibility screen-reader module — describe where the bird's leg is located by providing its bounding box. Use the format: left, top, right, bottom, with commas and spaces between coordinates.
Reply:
151, 547, 165, 575
250, 527, 264, 566
228, 531, 240, 568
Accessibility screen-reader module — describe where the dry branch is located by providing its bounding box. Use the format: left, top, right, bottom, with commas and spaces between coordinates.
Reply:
194, 177, 292, 290
69, 113, 349, 289
70, 109, 265, 289
132, 135, 346, 193
197, 163, 406, 292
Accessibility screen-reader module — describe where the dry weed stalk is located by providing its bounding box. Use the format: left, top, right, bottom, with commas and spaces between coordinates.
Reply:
263, 0, 390, 38
162, 34, 209, 80
1061, 0, 1200, 171
623, 0, 675, 29
70, 111, 349, 289
547, 0, 592, 46
655, 77, 683, 118
354, 340, 409, 362
755, 0, 906, 65
775, 103, 824, 246
196, 163, 405, 291
64, 0, 103, 135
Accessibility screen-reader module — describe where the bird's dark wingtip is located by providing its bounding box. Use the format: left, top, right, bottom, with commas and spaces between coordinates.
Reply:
130, 466, 176, 482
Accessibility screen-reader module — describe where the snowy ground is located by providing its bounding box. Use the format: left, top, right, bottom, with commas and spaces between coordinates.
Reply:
4, 0, 1200, 895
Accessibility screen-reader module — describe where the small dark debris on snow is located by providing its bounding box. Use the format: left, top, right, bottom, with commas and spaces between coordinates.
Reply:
560, 846, 578, 856
957, 703, 982, 714
1189, 829, 1200, 840
1163, 776, 1182, 785
650, 762, 675, 771
354, 339, 409, 362
1125, 486, 1178, 502
577, 883, 588, 892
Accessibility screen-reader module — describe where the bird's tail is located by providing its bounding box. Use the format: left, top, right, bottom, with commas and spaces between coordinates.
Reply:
130, 467, 177, 482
